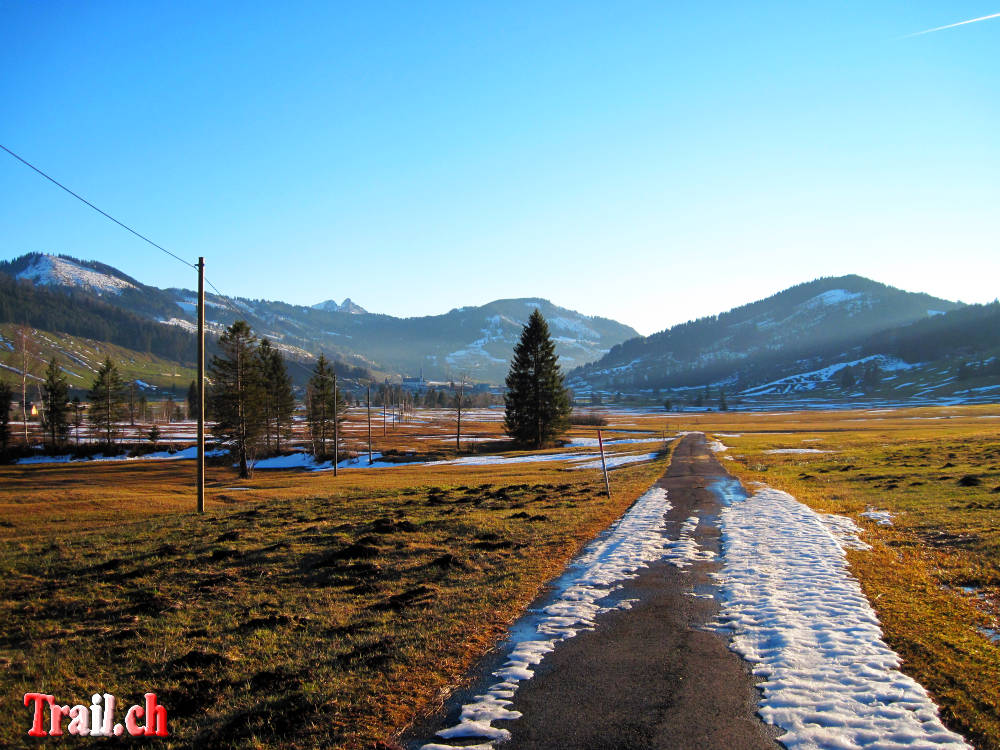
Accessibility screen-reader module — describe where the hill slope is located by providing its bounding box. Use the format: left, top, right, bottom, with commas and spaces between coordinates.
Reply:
569, 275, 998, 406
1, 254, 638, 383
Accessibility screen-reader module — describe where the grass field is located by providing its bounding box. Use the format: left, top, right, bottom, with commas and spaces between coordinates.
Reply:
651, 404, 1000, 749
0, 411, 671, 748
3, 403, 998, 748
1, 322, 197, 393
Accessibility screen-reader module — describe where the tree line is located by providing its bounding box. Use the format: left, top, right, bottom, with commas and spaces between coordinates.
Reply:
2, 309, 578, 471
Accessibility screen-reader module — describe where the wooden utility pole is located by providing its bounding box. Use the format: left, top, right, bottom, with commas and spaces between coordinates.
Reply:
367, 383, 373, 464
333, 370, 339, 477
196, 257, 205, 514
597, 428, 611, 499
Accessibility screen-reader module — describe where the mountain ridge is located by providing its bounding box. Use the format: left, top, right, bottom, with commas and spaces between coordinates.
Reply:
0, 253, 638, 383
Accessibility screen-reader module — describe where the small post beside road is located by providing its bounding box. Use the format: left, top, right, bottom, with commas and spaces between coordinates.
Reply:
196, 257, 205, 514
597, 428, 611, 499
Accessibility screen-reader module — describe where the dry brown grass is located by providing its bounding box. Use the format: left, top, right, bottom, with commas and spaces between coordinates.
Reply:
0, 409, 671, 749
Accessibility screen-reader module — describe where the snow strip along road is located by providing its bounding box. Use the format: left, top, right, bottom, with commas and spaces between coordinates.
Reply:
410, 434, 971, 750
420, 483, 711, 749
713, 479, 970, 749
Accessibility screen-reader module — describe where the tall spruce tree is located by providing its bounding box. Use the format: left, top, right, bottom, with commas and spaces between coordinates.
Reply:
89, 357, 127, 448
307, 354, 345, 458
504, 309, 572, 448
258, 339, 295, 453
209, 320, 265, 478
186, 380, 200, 421
41, 357, 70, 447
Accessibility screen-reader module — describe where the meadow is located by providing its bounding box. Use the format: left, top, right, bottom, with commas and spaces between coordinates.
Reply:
2, 404, 998, 748
0, 410, 670, 748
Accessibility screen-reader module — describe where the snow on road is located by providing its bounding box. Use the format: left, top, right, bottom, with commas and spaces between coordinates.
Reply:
714, 480, 970, 749
422, 484, 711, 749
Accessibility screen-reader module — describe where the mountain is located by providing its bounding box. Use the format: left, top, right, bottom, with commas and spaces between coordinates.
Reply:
311, 298, 367, 315
6, 253, 141, 296
569, 275, 990, 406
0, 253, 638, 384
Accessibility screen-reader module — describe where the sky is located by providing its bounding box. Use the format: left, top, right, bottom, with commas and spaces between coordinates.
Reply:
1, 1, 998, 336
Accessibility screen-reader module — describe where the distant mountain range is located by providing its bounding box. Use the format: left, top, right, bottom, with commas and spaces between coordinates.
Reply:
0, 253, 638, 383
570, 275, 1000, 407
2, 254, 997, 405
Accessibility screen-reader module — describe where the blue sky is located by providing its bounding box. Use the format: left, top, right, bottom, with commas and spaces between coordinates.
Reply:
2, 1, 997, 335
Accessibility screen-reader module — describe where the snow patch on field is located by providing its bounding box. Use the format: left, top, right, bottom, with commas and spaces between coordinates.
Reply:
715, 484, 970, 749
764, 448, 832, 454
423, 484, 710, 748
570, 451, 661, 470
17, 446, 227, 464
740, 355, 913, 397
860, 509, 894, 526
566, 435, 661, 448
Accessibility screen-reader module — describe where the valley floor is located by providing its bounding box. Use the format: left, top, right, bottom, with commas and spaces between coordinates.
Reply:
1, 404, 998, 748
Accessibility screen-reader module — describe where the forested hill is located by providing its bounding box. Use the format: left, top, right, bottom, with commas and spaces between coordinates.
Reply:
863, 301, 1000, 363
0, 253, 638, 383
568, 275, 979, 399
0, 270, 196, 364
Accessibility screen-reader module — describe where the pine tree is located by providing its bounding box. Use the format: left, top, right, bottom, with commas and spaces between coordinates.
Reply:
209, 320, 265, 478
258, 339, 295, 453
89, 357, 127, 448
187, 380, 200, 421
41, 357, 70, 447
839, 365, 855, 390
504, 310, 572, 448
307, 354, 345, 458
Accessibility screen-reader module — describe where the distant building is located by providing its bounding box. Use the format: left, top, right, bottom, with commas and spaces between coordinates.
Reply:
401, 376, 426, 393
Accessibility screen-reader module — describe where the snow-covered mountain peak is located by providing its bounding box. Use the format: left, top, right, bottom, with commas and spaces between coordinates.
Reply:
311, 298, 367, 314
16, 254, 136, 295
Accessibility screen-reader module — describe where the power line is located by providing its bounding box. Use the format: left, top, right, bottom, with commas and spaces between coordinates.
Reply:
0, 143, 194, 269
203, 274, 321, 380
0, 143, 334, 382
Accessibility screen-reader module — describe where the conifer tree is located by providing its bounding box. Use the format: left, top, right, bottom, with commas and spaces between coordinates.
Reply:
209, 320, 265, 478
258, 339, 295, 453
89, 357, 127, 448
504, 309, 572, 448
307, 354, 345, 458
41, 357, 70, 447
186, 380, 200, 421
